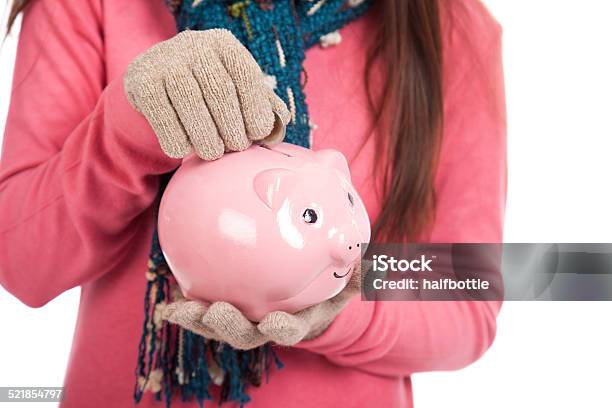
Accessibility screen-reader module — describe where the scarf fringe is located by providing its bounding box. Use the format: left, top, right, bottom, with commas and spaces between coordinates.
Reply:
133, 232, 283, 407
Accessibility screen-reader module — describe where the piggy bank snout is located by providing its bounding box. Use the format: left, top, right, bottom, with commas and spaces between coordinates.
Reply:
330, 223, 364, 266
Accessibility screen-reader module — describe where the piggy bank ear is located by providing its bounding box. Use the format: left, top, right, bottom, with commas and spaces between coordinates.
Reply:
253, 168, 297, 210
316, 149, 351, 180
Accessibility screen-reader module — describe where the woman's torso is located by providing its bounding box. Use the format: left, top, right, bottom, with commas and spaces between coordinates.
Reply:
62, 2, 402, 407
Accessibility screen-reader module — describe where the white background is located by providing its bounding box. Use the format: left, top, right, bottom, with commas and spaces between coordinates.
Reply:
1, 1, 612, 407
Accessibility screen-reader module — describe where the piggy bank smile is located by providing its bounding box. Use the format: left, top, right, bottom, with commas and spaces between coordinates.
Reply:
333, 267, 352, 279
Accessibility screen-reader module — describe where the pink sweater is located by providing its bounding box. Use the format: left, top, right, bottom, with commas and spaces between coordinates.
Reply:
0, 1, 506, 407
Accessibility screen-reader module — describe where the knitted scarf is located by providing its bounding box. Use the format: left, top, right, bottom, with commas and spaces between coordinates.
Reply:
134, 1, 371, 406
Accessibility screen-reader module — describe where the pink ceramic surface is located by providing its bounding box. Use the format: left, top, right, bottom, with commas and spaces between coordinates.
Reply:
158, 143, 371, 321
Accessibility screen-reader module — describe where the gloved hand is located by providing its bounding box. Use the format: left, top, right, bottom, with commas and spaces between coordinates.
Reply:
161, 266, 363, 350
124, 29, 290, 160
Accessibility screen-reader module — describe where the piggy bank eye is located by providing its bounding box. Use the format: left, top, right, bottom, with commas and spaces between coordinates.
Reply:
347, 192, 354, 207
302, 208, 318, 224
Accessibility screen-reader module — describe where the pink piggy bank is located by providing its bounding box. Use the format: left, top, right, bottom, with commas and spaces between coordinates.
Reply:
158, 143, 370, 321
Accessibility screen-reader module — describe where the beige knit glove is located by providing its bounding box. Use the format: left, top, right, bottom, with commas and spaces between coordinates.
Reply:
160, 266, 363, 350
124, 29, 291, 160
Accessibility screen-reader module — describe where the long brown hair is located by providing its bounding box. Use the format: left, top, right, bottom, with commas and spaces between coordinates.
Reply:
366, 0, 443, 242
6, 0, 27, 34
6, 0, 444, 243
